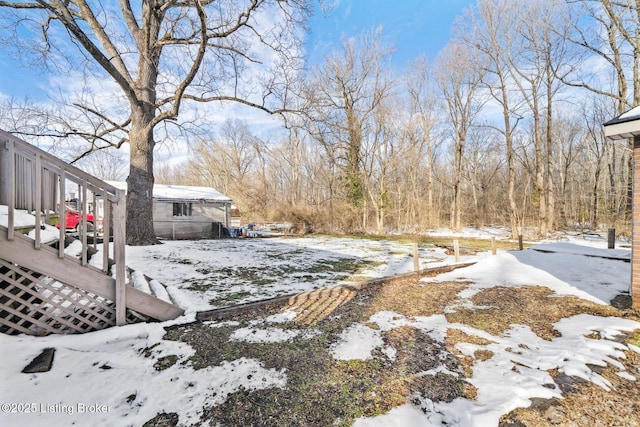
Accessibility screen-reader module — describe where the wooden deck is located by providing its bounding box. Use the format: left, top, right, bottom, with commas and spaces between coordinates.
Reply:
0, 130, 184, 335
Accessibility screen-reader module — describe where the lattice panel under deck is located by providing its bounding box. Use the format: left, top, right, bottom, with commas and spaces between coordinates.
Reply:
0, 259, 143, 335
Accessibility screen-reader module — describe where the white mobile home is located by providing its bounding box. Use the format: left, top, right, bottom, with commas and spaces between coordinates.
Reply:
109, 182, 233, 239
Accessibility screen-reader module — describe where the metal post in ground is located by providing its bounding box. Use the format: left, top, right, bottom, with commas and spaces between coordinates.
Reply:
608, 228, 615, 249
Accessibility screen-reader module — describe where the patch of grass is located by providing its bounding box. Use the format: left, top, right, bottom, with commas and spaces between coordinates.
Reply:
446, 329, 496, 347
473, 349, 494, 361
218, 291, 252, 303
184, 280, 213, 292
363, 279, 468, 318
501, 335, 640, 426
343, 275, 376, 282
445, 286, 621, 340
388, 250, 408, 256
307, 258, 382, 275
443, 329, 493, 379
163, 278, 472, 426
315, 233, 523, 252
161, 275, 639, 426
187, 257, 383, 293
264, 249, 305, 260
142, 412, 178, 427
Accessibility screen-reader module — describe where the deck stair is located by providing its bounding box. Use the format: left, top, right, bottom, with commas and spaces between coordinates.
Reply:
0, 130, 184, 336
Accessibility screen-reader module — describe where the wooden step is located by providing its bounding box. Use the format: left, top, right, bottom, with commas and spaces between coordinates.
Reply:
0, 226, 184, 326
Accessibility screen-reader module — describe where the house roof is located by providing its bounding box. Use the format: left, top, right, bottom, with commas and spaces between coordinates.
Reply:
603, 106, 640, 140
107, 181, 232, 202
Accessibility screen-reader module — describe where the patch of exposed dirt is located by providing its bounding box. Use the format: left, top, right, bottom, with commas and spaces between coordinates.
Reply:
143, 412, 179, 427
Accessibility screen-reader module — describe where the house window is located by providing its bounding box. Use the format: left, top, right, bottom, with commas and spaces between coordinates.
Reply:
173, 202, 192, 217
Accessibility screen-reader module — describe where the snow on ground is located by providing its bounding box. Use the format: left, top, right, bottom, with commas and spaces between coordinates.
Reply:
351, 312, 640, 427
330, 323, 385, 360
122, 236, 453, 312
0, 323, 287, 426
0, 207, 60, 244
428, 239, 631, 305
0, 206, 38, 229
1, 232, 639, 426
423, 226, 510, 239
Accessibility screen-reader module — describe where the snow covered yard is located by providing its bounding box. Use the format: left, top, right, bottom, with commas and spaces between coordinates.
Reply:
123, 235, 454, 312
1, 234, 640, 427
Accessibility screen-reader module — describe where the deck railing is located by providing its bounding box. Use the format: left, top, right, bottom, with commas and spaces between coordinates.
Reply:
0, 130, 128, 325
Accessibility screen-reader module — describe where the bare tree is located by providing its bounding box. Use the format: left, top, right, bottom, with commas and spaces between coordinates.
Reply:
186, 119, 264, 215
0, 0, 310, 244
405, 56, 441, 228
75, 149, 128, 181
458, 0, 525, 238
501, 0, 569, 236
305, 29, 395, 230
435, 41, 487, 232
561, 0, 640, 222
562, 0, 640, 112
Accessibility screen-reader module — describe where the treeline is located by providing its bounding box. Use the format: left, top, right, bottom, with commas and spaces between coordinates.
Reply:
0, 0, 636, 238
157, 0, 636, 237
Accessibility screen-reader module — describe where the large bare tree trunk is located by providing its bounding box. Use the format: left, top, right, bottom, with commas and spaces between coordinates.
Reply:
545, 64, 555, 233
126, 108, 156, 245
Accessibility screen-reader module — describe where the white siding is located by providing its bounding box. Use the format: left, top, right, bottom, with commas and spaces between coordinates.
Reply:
152, 200, 229, 239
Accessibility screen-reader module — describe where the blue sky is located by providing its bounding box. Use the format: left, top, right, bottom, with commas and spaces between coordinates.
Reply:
0, 1, 474, 100
307, 0, 475, 66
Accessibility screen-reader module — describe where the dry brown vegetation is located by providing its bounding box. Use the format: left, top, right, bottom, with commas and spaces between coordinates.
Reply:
500, 338, 640, 427
149, 277, 640, 427
446, 286, 623, 340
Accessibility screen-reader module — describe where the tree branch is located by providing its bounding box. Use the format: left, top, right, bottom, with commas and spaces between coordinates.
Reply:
31, 0, 138, 102
152, 0, 209, 126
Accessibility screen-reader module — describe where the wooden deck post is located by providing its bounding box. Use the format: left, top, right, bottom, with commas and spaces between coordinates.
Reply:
114, 188, 127, 326
0, 138, 9, 207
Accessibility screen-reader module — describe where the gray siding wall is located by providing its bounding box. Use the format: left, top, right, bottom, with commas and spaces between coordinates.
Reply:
152, 200, 228, 239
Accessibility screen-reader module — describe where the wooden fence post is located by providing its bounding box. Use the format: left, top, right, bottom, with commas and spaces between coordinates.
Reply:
453, 239, 460, 262
114, 189, 127, 326
518, 235, 523, 251
413, 243, 419, 272
491, 237, 497, 255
